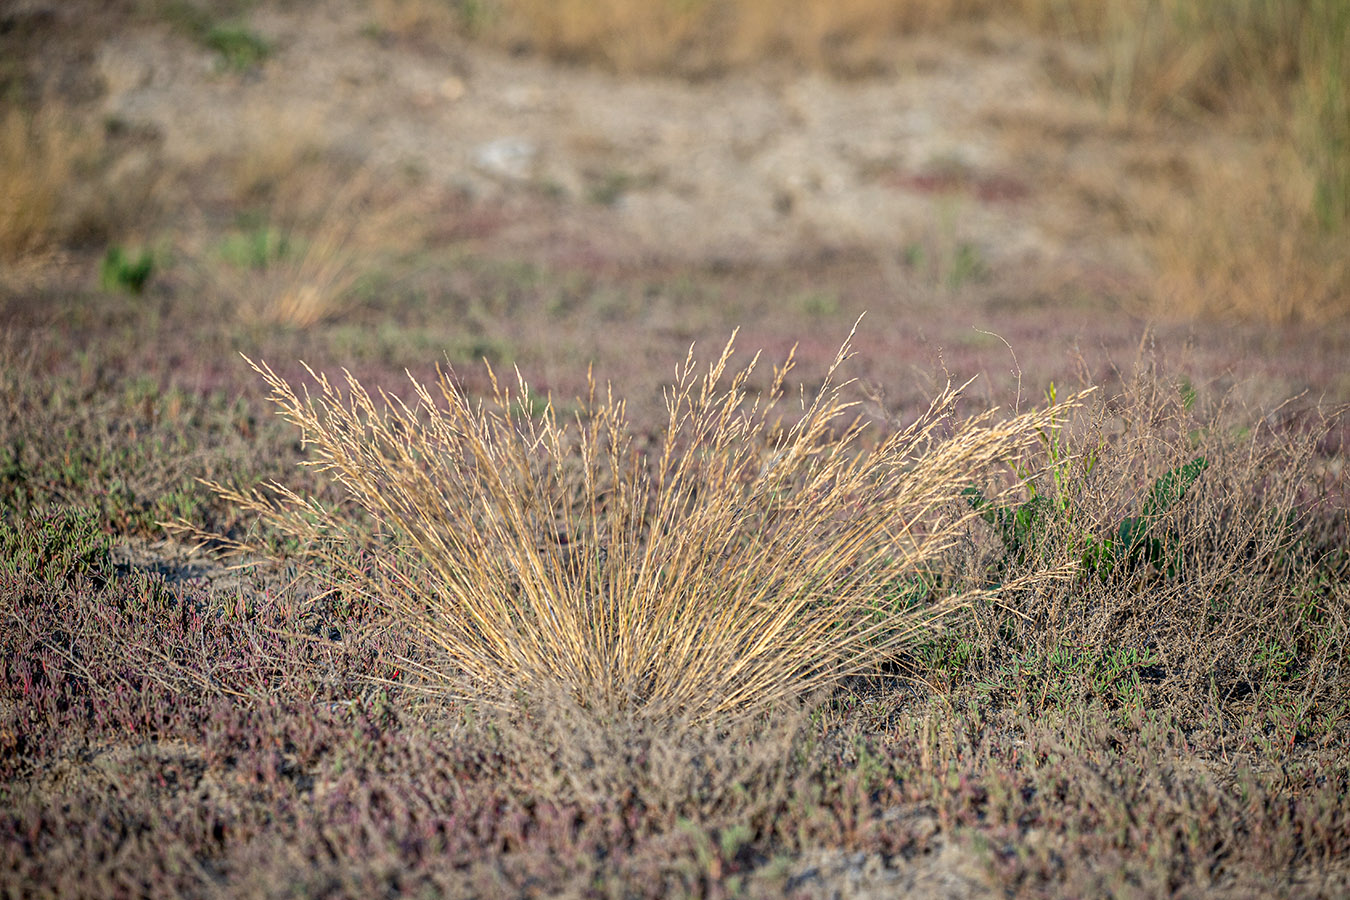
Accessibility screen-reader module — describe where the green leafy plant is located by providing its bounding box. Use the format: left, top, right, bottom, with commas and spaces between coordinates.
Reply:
219, 223, 291, 270
586, 169, 634, 206
205, 24, 271, 71
960, 383, 1090, 573
946, 242, 985, 290
962, 384, 1210, 583
0, 505, 111, 582
156, 2, 271, 72
100, 245, 154, 294
1079, 455, 1209, 580
965, 455, 1208, 582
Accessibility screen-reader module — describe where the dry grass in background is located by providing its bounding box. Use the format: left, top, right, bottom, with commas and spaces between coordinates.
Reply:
0, 107, 92, 262
224, 104, 329, 206
6, 0, 1344, 324
1, 104, 164, 280
199, 166, 406, 327
188, 329, 1084, 722
1031, 0, 1350, 322
1141, 143, 1349, 323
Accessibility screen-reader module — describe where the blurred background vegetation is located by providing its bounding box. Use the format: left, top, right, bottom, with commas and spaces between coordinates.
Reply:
425, 0, 1349, 225
1, 0, 1347, 322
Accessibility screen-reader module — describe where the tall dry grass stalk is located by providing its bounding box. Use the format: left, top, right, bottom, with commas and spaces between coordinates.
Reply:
195, 328, 1083, 722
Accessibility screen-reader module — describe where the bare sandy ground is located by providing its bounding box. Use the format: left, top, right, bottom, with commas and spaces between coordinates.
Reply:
92, 2, 1141, 274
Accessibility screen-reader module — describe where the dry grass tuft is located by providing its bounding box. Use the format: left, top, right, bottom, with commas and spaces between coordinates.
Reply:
1020, 0, 1303, 119
1141, 144, 1349, 324
0, 107, 93, 262
192, 327, 1084, 722
205, 167, 401, 327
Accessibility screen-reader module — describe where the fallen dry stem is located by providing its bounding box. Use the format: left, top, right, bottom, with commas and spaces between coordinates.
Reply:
193, 329, 1085, 722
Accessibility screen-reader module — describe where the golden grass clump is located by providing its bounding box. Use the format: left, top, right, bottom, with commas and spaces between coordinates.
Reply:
1141, 144, 1349, 324
0, 107, 92, 262
201, 328, 1083, 722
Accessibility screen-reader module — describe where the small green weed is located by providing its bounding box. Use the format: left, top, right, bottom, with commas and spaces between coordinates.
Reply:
901, 233, 986, 291
456, 0, 497, 36
100, 245, 155, 294
946, 242, 985, 290
156, 2, 270, 72
913, 632, 979, 691
219, 223, 291, 270
795, 290, 840, 318
902, 242, 925, 269
507, 394, 552, 420
971, 644, 1159, 711
204, 25, 270, 71
963, 383, 1209, 583
586, 169, 634, 206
